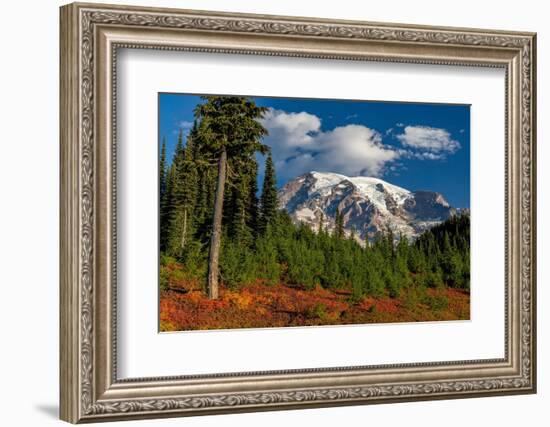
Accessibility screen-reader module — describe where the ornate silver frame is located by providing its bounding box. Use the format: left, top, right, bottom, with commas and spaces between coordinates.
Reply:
60, 2, 536, 423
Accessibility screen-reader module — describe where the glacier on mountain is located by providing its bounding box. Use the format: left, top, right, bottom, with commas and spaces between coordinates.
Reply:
278, 171, 459, 244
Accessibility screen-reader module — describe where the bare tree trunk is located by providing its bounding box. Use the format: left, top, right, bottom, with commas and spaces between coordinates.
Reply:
207, 148, 227, 299
180, 208, 187, 250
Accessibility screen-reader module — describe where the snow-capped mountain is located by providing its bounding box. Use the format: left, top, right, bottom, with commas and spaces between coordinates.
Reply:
278, 171, 458, 244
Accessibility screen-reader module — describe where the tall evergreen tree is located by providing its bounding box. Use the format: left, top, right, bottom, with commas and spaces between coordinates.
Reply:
194, 164, 216, 243
165, 130, 185, 257
225, 157, 260, 245
318, 212, 325, 235
183, 136, 199, 245
259, 152, 278, 235
159, 137, 167, 202
170, 130, 185, 206
159, 137, 168, 252
349, 226, 357, 242
194, 96, 268, 299
166, 129, 199, 258
160, 164, 176, 253
245, 158, 260, 239
224, 161, 254, 246
335, 208, 345, 239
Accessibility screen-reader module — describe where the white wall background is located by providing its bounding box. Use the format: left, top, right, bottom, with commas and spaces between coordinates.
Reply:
0, 0, 546, 426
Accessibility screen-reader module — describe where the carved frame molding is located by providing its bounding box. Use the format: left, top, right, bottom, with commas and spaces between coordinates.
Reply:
60, 2, 536, 423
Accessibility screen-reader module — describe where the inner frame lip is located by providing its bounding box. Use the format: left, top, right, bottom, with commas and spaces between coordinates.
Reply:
108, 41, 511, 384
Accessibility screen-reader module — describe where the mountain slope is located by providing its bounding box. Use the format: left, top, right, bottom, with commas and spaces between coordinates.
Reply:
278, 171, 457, 243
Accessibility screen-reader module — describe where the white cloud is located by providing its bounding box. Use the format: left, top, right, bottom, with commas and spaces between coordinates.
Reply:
260, 108, 321, 162
260, 109, 399, 181
259, 110, 460, 183
307, 125, 398, 177
396, 125, 460, 154
173, 129, 189, 136
410, 151, 445, 161
177, 120, 194, 129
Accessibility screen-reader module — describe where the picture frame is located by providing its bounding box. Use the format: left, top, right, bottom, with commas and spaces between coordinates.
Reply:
59, 2, 536, 423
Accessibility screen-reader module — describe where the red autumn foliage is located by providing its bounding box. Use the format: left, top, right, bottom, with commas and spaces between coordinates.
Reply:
159, 261, 470, 331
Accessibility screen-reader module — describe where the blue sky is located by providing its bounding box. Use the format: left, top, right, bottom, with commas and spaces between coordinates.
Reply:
159, 93, 470, 208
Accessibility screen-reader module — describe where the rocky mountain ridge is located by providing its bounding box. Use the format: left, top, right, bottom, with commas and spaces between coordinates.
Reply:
278, 171, 460, 244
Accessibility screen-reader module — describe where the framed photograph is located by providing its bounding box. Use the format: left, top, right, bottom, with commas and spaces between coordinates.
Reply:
60, 2, 537, 423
